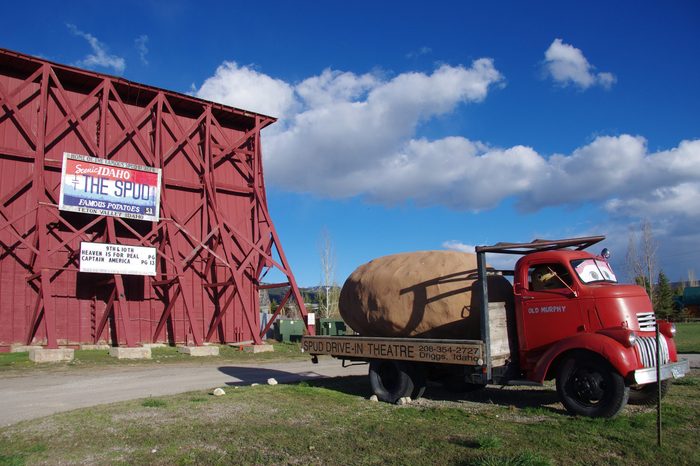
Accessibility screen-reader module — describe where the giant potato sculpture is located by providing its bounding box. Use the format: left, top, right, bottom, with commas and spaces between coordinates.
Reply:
339, 251, 513, 339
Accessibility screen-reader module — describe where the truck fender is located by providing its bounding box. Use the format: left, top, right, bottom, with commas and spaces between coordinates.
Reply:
531, 333, 638, 383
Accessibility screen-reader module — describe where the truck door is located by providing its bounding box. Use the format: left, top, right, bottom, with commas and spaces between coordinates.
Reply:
516, 262, 582, 354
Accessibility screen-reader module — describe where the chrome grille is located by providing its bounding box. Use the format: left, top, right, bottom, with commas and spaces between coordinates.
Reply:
635, 336, 670, 368
636, 312, 656, 332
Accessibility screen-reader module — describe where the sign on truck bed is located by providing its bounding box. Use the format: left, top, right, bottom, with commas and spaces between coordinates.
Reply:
301, 336, 484, 365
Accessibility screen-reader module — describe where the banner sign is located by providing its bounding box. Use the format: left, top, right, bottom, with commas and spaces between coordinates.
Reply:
301, 336, 484, 365
80, 242, 157, 276
59, 152, 161, 222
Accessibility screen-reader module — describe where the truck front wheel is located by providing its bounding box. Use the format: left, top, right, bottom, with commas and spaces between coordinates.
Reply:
369, 360, 415, 403
556, 353, 629, 418
628, 380, 671, 405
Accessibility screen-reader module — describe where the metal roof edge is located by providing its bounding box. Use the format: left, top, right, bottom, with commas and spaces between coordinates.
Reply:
0, 47, 277, 129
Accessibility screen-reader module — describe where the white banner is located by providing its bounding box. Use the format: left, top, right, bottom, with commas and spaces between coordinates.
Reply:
80, 242, 156, 276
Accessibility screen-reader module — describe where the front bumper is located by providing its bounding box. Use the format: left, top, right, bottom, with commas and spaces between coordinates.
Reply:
632, 359, 690, 385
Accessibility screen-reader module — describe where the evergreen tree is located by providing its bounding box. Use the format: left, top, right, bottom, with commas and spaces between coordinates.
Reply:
635, 275, 650, 294
654, 271, 674, 319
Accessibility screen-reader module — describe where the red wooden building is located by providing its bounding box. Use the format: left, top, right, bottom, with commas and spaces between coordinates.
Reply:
0, 48, 309, 350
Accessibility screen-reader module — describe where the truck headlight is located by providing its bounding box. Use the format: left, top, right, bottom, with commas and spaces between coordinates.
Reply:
658, 320, 676, 339
627, 332, 637, 347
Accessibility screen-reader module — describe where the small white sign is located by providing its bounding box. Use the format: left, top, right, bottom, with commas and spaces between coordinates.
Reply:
307, 313, 316, 326
80, 242, 156, 276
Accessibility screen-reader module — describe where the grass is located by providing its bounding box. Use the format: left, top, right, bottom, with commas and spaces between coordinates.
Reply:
1, 371, 698, 465
0, 342, 307, 373
141, 398, 168, 408
675, 322, 700, 353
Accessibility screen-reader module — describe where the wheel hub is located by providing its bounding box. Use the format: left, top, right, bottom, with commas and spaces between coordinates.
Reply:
572, 369, 605, 402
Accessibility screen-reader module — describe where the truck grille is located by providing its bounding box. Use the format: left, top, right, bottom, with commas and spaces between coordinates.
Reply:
635, 336, 670, 368
636, 312, 656, 332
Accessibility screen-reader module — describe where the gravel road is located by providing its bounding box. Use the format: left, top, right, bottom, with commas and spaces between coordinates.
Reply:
0, 358, 368, 426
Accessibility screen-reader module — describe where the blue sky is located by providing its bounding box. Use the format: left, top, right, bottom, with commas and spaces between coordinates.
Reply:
3, 1, 699, 286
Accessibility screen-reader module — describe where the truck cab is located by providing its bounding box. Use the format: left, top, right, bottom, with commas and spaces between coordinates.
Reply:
477, 236, 687, 417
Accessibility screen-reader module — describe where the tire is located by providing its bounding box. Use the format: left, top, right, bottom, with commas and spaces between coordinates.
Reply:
556, 353, 629, 418
628, 380, 671, 406
369, 360, 415, 403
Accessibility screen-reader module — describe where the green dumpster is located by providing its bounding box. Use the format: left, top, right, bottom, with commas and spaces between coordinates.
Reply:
318, 318, 347, 336
274, 319, 305, 343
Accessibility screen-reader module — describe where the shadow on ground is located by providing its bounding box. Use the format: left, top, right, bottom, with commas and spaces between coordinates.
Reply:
307, 375, 566, 414
217, 365, 371, 397
217, 365, 327, 386
424, 384, 565, 414
218, 365, 565, 414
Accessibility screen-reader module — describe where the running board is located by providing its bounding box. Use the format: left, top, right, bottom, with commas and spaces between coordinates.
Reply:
504, 379, 543, 387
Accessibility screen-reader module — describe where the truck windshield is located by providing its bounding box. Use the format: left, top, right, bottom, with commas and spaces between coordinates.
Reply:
571, 259, 617, 284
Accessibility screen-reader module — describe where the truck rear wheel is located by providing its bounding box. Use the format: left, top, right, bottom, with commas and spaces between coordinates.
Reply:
556, 353, 629, 418
628, 380, 671, 405
369, 360, 415, 403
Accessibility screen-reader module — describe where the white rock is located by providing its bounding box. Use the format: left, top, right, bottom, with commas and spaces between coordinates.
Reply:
267, 378, 278, 386
212, 388, 226, 396
251, 383, 260, 387
369, 395, 379, 402
397, 397, 411, 405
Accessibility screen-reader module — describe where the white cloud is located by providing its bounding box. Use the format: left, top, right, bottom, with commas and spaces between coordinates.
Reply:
193, 58, 699, 229
406, 46, 433, 59
442, 240, 475, 253
195, 61, 296, 119
543, 38, 616, 90
359, 138, 544, 210
519, 137, 700, 217
135, 35, 149, 65
67, 24, 125, 74
442, 240, 517, 270
194, 58, 700, 280
194, 58, 505, 203
295, 69, 379, 109
606, 183, 700, 219
266, 60, 505, 203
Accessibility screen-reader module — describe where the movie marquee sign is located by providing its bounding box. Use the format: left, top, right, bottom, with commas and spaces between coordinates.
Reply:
80, 242, 157, 276
59, 152, 162, 222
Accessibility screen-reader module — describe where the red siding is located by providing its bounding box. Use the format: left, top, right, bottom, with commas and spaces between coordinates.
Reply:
0, 48, 307, 349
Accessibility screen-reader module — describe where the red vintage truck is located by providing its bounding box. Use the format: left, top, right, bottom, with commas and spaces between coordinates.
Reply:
301, 236, 689, 418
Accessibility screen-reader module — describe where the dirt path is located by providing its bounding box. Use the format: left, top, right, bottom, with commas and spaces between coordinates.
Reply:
0, 358, 367, 426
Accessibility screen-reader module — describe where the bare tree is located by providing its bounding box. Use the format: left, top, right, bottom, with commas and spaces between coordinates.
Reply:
640, 220, 658, 304
626, 219, 658, 305
319, 228, 338, 319
689, 269, 698, 287
626, 232, 643, 282
259, 289, 271, 313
